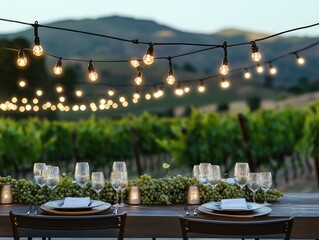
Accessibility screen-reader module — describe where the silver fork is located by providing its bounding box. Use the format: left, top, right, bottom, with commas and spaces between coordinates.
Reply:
184, 205, 190, 216
192, 206, 198, 216
26, 204, 32, 215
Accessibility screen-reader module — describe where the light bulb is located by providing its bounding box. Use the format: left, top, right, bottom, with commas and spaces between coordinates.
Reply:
269, 64, 277, 75
19, 80, 26, 88
132, 98, 138, 104
133, 92, 140, 99
130, 60, 140, 68
219, 63, 229, 75
157, 87, 164, 97
59, 96, 65, 102
53, 59, 63, 75
33, 44, 44, 56
88, 61, 98, 81
56, 86, 63, 93
108, 89, 114, 96
143, 44, 155, 65
119, 96, 126, 102
251, 41, 262, 62
167, 69, 175, 85
135, 72, 143, 85
17, 48, 27, 67
76, 90, 83, 97
296, 54, 305, 65
145, 93, 151, 100
220, 77, 230, 89
244, 70, 251, 79
36, 90, 43, 96
198, 81, 205, 93
184, 87, 190, 93
175, 84, 184, 96
256, 63, 264, 73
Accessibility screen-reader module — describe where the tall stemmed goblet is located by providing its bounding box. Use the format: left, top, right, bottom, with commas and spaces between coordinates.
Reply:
46, 166, 60, 200
112, 161, 128, 207
260, 172, 272, 206
33, 163, 47, 214
75, 162, 90, 196
110, 172, 121, 214
91, 172, 105, 200
192, 165, 200, 180
234, 162, 250, 198
199, 163, 212, 185
247, 172, 260, 203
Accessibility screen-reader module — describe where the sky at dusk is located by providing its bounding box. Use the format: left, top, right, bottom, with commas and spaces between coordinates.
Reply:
0, 0, 318, 37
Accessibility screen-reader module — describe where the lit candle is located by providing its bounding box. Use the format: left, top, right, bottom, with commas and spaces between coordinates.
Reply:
187, 185, 200, 204
1, 184, 13, 204
129, 186, 141, 204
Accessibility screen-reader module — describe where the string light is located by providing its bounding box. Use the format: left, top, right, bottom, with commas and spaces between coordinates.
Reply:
17, 48, 27, 67
295, 53, 305, 65
88, 60, 98, 81
198, 80, 206, 93
268, 63, 277, 75
251, 41, 262, 62
133, 89, 140, 99
143, 43, 155, 65
59, 96, 65, 102
244, 68, 251, 79
32, 98, 39, 104
119, 96, 126, 103
36, 89, 43, 97
112, 103, 118, 108
256, 63, 264, 73
220, 76, 230, 89
108, 89, 115, 96
130, 59, 140, 68
32, 21, 44, 57
18, 79, 26, 88
107, 99, 113, 105
75, 89, 83, 97
157, 86, 164, 97
53, 58, 63, 75
175, 82, 184, 96
56, 85, 63, 93
22, 98, 28, 104
145, 93, 152, 100
166, 57, 175, 85
184, 86, 190, 93
219, 41, 229, 75
134, 71, 143, 85
132, 98, 138, 104
122, 101, 129, 107
11, 97, 18, 103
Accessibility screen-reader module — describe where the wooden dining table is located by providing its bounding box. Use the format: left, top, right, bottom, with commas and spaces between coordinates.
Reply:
0, 192, 318, 239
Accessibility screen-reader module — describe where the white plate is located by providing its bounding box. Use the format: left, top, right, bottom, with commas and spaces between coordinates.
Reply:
43, 199, 106, 211
198, 205, 272, 218
201, 201, 264, 213
41, 200, 111, 215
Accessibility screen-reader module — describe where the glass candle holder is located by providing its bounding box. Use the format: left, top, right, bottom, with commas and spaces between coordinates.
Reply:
129, 186, 141, 204
1, 184, 13, 204
187, 185, 200, 204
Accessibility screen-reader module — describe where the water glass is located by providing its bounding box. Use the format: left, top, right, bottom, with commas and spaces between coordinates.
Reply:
46, 166, 59, 190
119, 172, 128, 207
33, 163, 47, 188
112, 161, 127, 173
192, 165, 200, 180
110, 172, 122, 214
199, 163, 212, 185
75, 162, 90, 188
208, 165, 221, 189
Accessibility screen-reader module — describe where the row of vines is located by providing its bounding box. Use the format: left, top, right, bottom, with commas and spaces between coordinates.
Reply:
1, 105, 319, 185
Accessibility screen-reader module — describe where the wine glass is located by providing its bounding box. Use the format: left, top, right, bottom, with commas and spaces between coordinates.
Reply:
247, 172, 260, 203
46, 166, 60, 200
119, 172, 128, 207
33, 163, 47, 188
234, 162, 250, 198
260, 172, 272, 206
199, 163, 212, 185
208, 165, 221, 190
192, 165, 200, 180
110, 172, 122, 214
112, 161, 127, 173
75, 162, 90, 195
91, 172, 105, 200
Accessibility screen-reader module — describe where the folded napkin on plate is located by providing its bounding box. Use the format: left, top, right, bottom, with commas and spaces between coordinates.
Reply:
62, 197, 91, 208
220, 198, 248, 210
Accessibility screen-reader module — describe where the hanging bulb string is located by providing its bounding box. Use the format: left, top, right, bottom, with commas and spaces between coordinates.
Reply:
222, 41, 228, 64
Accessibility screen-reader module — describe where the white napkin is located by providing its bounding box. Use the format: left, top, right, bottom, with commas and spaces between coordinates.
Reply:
220, 198, 248, 210
62, 197, 91, 208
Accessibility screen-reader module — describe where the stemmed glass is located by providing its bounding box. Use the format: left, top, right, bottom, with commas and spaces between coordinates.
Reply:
199, 163, 212, 185
208, 165, 221, 190
46, 166, 60, 200
234, 162, 250, 198
75, 162, 90, 196
33, 163, 47, 214
260, 172, 272, 206
112, 161, 128, 207
192, 165, 200, 180
247, 172, 260, 203
91, 172, 105, 200
110, 172, 122, 214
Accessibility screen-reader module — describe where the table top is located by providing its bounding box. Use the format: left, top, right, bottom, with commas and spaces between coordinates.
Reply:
1, 192, 319, 238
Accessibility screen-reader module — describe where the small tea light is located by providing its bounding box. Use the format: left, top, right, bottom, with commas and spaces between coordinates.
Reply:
129, 186, 141, 204
1, 184, 13, 204
187, 185, 200, 204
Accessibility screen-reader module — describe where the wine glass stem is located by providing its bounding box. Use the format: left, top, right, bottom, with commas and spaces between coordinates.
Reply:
264, 191, 267, 204
253, 192, 256, 203
240, 187, 244, 198
120, 190, 124, 205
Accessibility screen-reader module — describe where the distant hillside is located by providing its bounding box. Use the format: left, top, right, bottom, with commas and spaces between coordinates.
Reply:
1, 15, 318, 84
